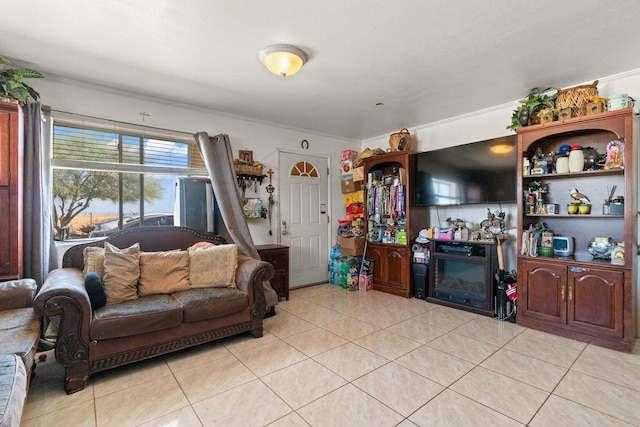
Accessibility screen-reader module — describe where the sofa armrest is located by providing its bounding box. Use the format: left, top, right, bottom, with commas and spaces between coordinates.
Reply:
235, 255, 274, 318
33, 268, 91, 367
0, 278, 37, 311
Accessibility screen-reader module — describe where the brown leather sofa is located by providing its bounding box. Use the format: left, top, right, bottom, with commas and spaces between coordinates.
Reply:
33, 226, 274, 394
0, 278, 40, 426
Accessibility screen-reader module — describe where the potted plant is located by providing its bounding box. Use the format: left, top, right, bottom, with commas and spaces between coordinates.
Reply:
0, 55, 44, 104
507, 87, 558, 131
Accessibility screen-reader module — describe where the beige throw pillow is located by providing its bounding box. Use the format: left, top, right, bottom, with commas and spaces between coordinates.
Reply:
188, 244, 237, 288
102, 242, 140, 304
138, 251, 190, 296
83, 246, 105, 278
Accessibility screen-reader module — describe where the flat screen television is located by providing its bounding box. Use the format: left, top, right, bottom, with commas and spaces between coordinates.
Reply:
414, 135, 517, 207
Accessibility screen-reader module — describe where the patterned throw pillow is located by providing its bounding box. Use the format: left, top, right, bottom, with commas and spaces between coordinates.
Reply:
188, 244, 237, 288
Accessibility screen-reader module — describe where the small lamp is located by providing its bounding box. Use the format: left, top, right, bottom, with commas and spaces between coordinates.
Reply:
259, 44, 307, 77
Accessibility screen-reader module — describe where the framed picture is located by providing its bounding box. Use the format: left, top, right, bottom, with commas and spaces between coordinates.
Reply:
239, 150, 253, 164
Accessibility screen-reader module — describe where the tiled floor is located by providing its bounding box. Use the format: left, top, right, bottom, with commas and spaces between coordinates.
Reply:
22, 283, 640, 426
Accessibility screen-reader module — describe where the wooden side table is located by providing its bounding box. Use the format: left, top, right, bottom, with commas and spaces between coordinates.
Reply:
256, 244, 289, 301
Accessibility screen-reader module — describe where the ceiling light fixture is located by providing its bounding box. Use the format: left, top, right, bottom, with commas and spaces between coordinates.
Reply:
259, 44, 307, 77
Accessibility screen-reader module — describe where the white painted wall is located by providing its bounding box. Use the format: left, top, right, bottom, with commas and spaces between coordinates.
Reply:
35, 77, 360, 251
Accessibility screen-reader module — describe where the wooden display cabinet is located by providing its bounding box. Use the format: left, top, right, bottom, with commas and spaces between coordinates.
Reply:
256, 244, 289, 301
0, 102, 23, 281
362, 151, 428, 297
516, 109, 636, 351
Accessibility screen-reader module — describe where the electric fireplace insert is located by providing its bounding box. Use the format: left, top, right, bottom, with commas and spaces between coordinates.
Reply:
427, 240, 497, 316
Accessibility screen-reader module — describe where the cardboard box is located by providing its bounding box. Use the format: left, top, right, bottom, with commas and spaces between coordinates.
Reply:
341, 149, 358, 161
341, 150, 358, 179
339, 236, 365, 256
341, 178, 358, 193
359, 274, 373, 291
353, 166, 365, 182
341, 159, 354, 179
343, 190, 364, 205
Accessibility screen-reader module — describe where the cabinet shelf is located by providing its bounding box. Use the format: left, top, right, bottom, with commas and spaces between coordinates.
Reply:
523, 168, 624, 180
517, 254, 618, 268
525, 214, 623, 219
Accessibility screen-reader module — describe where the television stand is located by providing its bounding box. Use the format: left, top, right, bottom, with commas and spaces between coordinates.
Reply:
427, 239, 497, 317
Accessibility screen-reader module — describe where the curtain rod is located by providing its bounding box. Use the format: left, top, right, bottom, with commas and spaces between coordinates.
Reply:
50, 108, 195, 138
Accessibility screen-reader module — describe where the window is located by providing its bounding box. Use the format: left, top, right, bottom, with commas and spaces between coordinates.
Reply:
52, 114, 206, 240
290, 161, 319, 178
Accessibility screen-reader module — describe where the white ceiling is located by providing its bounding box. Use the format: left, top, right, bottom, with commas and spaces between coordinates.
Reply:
3, 1, 640, 141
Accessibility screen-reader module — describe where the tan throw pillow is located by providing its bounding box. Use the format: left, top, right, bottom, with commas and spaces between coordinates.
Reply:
83, 246, 105, 278
188, 244, 237, 288
102, 242, 140, 304
138, 251, 190, 296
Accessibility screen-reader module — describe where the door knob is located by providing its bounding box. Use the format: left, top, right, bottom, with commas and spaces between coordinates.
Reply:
281, 220, 288, 235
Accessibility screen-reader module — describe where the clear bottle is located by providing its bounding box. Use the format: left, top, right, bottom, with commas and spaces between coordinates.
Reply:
523, 158, 530, 176
611, 242, 625, 265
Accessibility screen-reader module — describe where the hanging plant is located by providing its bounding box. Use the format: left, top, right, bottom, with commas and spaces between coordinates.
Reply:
0, 55, 44, 104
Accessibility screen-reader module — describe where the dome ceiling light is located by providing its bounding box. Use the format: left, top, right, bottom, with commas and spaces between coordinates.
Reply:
259, 44, 307, 77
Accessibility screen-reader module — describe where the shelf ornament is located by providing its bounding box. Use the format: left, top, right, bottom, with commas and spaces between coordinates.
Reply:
604, 139, 624, 170
266, 168, 275, 235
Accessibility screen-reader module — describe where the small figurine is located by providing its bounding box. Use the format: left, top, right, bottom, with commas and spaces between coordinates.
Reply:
569, 188, 590, 204
604, 139, 624, 170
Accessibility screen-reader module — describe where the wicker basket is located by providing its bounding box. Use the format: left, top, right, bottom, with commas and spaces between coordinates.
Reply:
555, 80, 599, 117
389, 128, 412, 151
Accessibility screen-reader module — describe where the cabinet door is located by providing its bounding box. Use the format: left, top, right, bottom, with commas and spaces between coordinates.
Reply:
385, 246, 409, 290
519, 259, 566, 324
568, 266, 624, 338
367, 245, 385, 284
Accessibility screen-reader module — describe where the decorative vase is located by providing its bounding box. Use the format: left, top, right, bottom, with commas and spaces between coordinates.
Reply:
518, 108, 530, 127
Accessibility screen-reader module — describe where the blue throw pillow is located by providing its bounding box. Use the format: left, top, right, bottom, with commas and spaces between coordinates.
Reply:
84, 272, 107, 310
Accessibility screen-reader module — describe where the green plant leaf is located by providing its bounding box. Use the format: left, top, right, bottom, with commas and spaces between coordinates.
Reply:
0, 54, 43, 102
9, 86, 29, 103
13, 68, 44, 79
27, 85, 40, 100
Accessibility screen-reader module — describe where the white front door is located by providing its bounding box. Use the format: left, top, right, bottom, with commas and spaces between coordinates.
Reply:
278, 151, 329, 287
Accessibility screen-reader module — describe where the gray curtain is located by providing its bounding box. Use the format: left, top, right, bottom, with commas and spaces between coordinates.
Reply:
194, 132, 278, 307
23, 103, 56, 286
